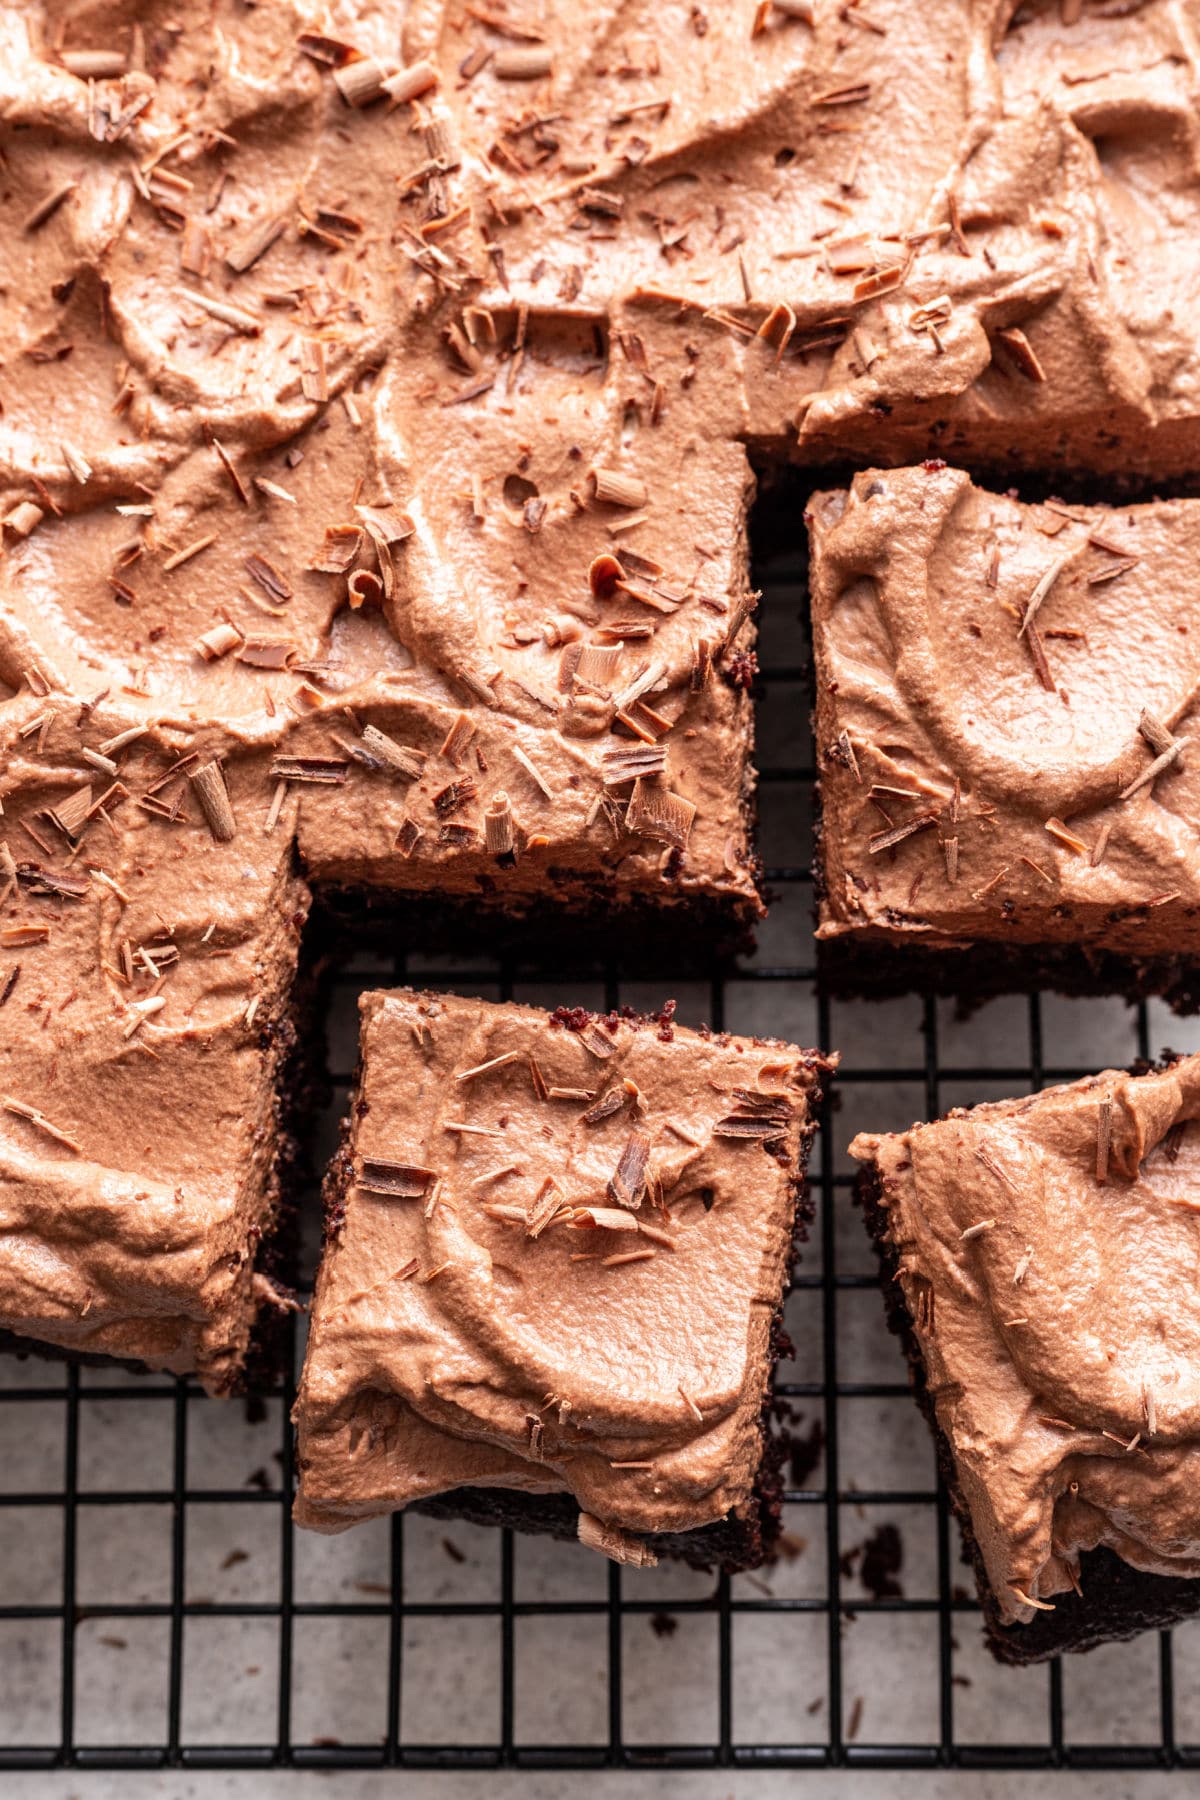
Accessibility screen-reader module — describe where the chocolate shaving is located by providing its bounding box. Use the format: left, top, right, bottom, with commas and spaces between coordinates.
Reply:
48, 786, 94, 841
602, 743, 668, 785
245, 554, 293, 603
23, 182, 77, 234
333, 57, 387, 106
395, 817, 423, 856
868, 811, 937, 855
494, 46, 553, 78
3, 501, 45, 539
360, 726, 426, 780
1120, 740, 1183, 802
162, 533, 216, 571
196, 622, 242, 662
457, 1050, 520, 1083
439, 712, 477, 765
300, 339, 328, 403
297, 31, 359, 65
226, 211, 288, 273
385, 61, 439, 104
3, 1097, 80, 1153
20, 867, 90, 900
433, 778, 477, 817
995, 326, 1046, 382
357, 504, 415, 548
608, 1129, 651, 1209
974, 1145, 1017, 1194
1019, 553, 1073, 638
1088, 557, 1139, 587
312, 526, 363, 575
578, 1513, 657, 1568
728, 1087, 792, 1117
1096, 1098, 1112, 1184
511, 744, 552, 798
359, 1159, 435, 1199
571, 1206, 639, 1232
238, 637, 293, 670
526, 1177, 567, 1238
484, 792, 516, 856
691, 638, 714, 692
189, 762, 237, 842
714, 1100, 791, 1139
1044, 817, 1088, 856
1025, 620, 1056, 692
624, 778, 695, 850
592, 467, 648, 509
579, 1022, 617, 1060
582, 1089, 626, 1125
942, 835, 959, 883
178, 288, 261, 335
1139, 709, 1175, 756
270, 756, 349, 785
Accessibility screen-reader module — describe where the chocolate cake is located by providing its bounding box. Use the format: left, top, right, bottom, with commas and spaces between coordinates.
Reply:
293, 989, 832, 1570
853, 1054, 1200, 1662
811, 466, 1200, 1007
3, 0, 1198, 1390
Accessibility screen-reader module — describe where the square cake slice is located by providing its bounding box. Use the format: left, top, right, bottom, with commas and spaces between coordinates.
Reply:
0, 739, 311, 1392
810, 465, 1200, 1006
853, 1055, 1200, 1662
294, 989, 832, 1571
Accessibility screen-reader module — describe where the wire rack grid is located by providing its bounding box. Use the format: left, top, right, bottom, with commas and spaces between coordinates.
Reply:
3, 499, 1200, 1772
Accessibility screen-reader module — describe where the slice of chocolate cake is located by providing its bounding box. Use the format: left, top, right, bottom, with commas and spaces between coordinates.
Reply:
7, 0, 1200, 1390
853, 1054, 1200, 1662
293, 989, 832, 1571
0, 742, 310, 1391
811, 465, 1200, 1007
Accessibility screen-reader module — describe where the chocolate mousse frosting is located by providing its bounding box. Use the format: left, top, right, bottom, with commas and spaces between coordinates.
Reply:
294, 990, 831, 1554
404, 0, 1200, 481
852, 1055, 1200, 1640
4, 0, 1198, 1380
812, 465, 1200, 985
0, 0, 768, 1381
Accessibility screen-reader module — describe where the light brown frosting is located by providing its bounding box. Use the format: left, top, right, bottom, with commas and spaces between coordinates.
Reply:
852, 1055, 1200, 1627
813, 465, 1200, 958
294, 990, 829, 1542
0, 0, 766, 1381
0, 732, 309, 1387
402, 0, 1200, 477
1, 0, 765, 925
4, 0, 1200, 1382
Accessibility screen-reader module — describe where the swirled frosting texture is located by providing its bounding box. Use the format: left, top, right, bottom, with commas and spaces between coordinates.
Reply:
0, 0, 769, 1380
5, 0, 1200, 1380
813, 465, 1200, 956
852, 1055, 1200, 1626
294, 990, 828, 1539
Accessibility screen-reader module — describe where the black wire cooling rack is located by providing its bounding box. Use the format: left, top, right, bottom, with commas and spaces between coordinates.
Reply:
2, 488, 1198, 1772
